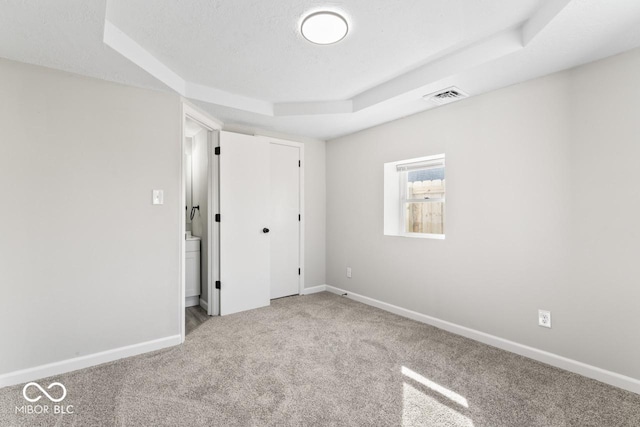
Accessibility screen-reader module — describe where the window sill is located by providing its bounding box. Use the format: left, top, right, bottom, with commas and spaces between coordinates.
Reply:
399, 232, 445, 240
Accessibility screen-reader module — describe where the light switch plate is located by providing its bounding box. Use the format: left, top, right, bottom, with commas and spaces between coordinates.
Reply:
152, 190, 164, 205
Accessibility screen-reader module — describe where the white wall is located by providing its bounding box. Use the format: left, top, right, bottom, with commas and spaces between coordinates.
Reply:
0, 58, 182, 375
326, 47, 640, 380
184, 136, 193, 233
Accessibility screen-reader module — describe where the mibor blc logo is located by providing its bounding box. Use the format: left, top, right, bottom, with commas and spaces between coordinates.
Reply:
22, 382, 67, 403
15, 382, 75, 415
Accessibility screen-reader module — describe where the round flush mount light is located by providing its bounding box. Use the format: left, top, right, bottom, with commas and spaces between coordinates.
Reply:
301, 11, 349, 45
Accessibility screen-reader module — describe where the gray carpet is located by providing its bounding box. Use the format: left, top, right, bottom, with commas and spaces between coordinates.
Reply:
1, 292, 639, 426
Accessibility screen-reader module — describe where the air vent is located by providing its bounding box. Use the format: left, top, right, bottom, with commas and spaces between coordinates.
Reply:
424, 87, 469, 106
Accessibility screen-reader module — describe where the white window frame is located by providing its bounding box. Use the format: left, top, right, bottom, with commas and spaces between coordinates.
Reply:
397, 154, 445, 240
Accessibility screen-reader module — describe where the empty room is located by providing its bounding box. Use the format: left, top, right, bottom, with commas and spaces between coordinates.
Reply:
2, 1, 640, 426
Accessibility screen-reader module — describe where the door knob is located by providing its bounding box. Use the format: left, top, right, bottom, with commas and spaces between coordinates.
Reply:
263, 228, 270, 233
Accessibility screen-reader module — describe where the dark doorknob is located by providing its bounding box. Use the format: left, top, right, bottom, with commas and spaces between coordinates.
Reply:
263, 228, 270, 233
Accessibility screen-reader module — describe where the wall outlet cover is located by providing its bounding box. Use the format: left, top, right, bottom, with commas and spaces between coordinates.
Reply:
538, 309, 551, 328
346, 267, 352, 278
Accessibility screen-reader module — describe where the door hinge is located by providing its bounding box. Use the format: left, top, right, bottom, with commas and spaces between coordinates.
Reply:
298, 214, 301, 221
298, 160, 301, 167
215, 280, 221, 289
298, 268, 301, 276
214, 147, 220, 155
215, 213, 220, 222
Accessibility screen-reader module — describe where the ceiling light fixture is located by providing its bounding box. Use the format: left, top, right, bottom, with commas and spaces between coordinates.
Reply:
301, 11, 349, 45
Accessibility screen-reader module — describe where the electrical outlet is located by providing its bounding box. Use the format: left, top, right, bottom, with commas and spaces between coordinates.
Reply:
346, 267, 352, 278
538, 310, 551, 328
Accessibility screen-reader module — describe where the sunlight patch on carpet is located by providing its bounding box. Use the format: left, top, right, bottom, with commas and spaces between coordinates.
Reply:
402, 366, 474, 427
402, 366, 469, 408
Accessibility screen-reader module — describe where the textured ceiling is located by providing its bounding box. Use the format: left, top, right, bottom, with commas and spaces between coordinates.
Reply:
1, 1, 640, 140
107, 0, 541, 102
0, 0, 167, 93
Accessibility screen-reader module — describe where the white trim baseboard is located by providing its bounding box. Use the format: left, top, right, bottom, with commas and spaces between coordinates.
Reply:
185, 296, 200, 307
199, 298, 209, 311
324, 285, 640, 395
0, 335, 181, 389
301, 284, 327, 295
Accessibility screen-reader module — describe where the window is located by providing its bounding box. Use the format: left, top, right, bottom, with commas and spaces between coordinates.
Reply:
384, 154, 445, 239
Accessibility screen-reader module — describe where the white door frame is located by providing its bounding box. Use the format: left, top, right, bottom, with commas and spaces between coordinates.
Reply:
180, 101, 222, 343
259, 136, 305, 296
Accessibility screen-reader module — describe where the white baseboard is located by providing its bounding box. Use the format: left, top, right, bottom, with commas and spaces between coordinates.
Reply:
325, 285, 640, 395
0, 335, 181, 389
301, 284, 327, 295
199, 298, 209, 311
185, 296, 199, 307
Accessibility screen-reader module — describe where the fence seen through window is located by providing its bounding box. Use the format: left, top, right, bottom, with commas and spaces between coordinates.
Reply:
399, 156, 445, 236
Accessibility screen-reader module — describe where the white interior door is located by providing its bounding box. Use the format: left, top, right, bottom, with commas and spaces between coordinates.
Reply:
270, 143, 300, 299
219, 131, 270, 315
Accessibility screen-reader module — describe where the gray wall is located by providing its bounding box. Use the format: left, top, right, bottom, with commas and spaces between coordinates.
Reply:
0, 58, 182, 374
326, 47, 640, 379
